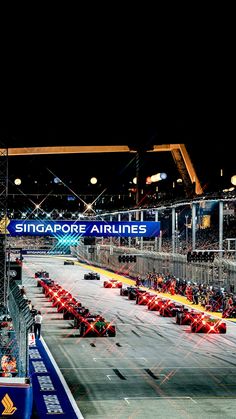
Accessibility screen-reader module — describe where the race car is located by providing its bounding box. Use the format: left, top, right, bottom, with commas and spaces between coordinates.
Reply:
37, 278, 55, 288
64, 260, 75, 265
79, 317, 116, 337
84, 272, 100, 280
176, 308, 201, 325
120, 286, 136, 296
103, 279, 122, 288
159, 301, 184, 317
128, 288, 146, 300
136, 292, 155, 305
191, 316, 226, 333
73, 307, 91, 328
63, 302, 83, 320
147, 296, 164, 311
35, 270, 49, 279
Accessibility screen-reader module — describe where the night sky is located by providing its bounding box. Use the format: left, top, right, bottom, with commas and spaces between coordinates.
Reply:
1, 116, 235, 198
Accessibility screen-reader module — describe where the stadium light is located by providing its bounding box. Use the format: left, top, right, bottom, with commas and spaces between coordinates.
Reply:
150, 173, 167, 183
231, 175, 236, 186
90, 177, 98, 185
14, 178, 21, 185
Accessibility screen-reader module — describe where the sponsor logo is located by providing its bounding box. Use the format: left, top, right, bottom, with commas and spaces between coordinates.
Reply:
1, 393, 17, 415
8, 220, 160, 237
9, 270, 17, 278
43, 395, 63, 414
0, 216, 10, 235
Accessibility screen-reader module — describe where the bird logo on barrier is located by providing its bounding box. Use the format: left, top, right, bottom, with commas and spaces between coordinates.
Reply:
0, 216, 10, 235
1, 393, 17, 415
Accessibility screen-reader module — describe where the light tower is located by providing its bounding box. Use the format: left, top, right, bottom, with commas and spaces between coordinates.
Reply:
0, 142, 8, 309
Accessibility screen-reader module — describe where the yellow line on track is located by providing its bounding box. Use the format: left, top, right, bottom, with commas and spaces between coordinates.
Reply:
56, 256, 236, 323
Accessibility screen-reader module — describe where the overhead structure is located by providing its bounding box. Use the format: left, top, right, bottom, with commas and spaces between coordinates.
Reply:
0, 145, 8, 306
0, 144, 202, 196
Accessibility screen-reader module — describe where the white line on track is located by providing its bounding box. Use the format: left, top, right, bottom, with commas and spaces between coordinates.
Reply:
41, 337, 84, 418
60, 366, 236, 370
124, 396, 197, 404
106, 373, 166, 380
93, 357, 147, 362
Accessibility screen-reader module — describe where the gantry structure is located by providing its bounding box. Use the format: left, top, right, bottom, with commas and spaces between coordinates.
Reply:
0, 143, 202, 304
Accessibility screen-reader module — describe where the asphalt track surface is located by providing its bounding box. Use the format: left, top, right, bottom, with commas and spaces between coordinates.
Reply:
24, 256, 236, 419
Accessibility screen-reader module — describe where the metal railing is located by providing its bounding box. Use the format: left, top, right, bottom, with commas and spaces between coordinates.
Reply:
72, 244, 236, 289
7, 281, 33, 376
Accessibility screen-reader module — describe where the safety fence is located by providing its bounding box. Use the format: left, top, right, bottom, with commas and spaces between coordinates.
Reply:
71, 244, 236, 290
7, 281, 34, 377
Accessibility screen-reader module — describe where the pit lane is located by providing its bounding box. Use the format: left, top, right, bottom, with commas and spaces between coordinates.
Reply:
24, 256, 236, 419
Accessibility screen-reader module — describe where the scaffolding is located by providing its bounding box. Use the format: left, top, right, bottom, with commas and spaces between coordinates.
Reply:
0, 145, 8, 308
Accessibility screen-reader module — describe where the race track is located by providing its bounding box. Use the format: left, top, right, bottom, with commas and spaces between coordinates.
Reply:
24, 256, 236, 419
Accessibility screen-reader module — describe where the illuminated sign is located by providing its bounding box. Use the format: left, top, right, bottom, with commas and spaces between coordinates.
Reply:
6, 220, 160, 238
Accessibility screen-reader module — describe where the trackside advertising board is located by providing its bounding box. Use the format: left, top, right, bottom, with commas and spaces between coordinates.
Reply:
0, 378, 33, 419
29, 339, 82, 418
6, 220, 160, 238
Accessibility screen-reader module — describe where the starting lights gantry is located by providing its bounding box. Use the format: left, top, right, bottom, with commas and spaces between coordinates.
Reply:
0, 143, 202, 305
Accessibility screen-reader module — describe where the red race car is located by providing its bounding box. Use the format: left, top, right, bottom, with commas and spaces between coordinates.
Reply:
191, 316, 226, 334
103, 279, 122, 288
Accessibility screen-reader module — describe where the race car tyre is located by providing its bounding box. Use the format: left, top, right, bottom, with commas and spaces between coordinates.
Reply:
79, 325, 85, 337
191, 324, 197, 333
176, 314, 182, 325
107, 327, 116, 337
63, 312, 72, 320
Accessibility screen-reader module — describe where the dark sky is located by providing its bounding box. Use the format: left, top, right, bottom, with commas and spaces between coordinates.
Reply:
1, 116, 235, 197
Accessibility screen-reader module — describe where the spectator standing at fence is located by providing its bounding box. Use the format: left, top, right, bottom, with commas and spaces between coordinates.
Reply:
20, 286, 26, 297
34, 311, 43, 339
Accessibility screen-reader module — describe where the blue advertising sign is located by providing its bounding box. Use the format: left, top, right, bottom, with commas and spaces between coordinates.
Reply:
29, 339, 82, 418
0, 378, 33, 419
7, 220, 160, 238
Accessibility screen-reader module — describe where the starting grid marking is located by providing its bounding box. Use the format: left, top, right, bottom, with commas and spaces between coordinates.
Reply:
124, 396, 197, 404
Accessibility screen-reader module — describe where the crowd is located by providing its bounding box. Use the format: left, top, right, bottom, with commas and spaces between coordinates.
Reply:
135, 272, 236, 314
6, 236, 54, 249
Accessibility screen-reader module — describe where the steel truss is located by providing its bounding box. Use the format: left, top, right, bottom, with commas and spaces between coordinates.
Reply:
0, 145, 8, 307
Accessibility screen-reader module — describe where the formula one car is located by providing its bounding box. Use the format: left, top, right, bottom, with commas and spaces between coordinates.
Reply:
103, 279, 122, 288
147, 296, 164, 311
120, 286, 135, 296
136, 292, 155, 305
73, 307, 91, 328
159, 301, 184, 317
64, 260, 75, 265
191, 316, 226, 333
128, 288, 146, 300
79, 316, 116, 337
37, 278, 55, 288
63, 303, 84, 320
84, 272, 100, 280
176, 308, 201, 325
35, 270, 49, 279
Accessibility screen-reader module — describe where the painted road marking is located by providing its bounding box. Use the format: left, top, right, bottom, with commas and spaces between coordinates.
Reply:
60, 366, 236, 370
41, 337, 84, 419
93, 357, 147, 362
124, 396, 197, 404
